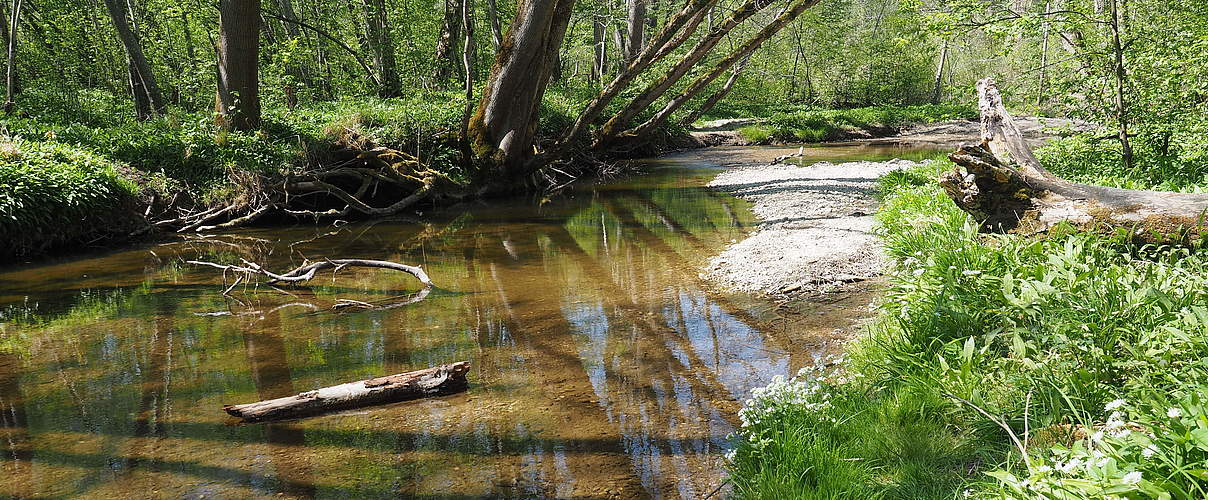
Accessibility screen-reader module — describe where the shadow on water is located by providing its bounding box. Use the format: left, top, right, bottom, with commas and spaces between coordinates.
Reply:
0, 144, 935, 499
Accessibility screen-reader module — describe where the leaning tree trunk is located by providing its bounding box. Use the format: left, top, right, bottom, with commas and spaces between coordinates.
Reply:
624, 0, 821, 139
102, 0, 165, 120
940, 79, 1208, 244
216, 0, 261, 130
467, 0, 575, 178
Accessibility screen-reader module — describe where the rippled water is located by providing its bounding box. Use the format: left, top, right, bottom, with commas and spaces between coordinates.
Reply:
0, 144, 937, 499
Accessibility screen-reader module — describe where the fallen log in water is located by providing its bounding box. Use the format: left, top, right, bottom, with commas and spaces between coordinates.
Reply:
223, 361, 470, 422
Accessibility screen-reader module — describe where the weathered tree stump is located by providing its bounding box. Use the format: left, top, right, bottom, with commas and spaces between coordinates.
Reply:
940, 78, 1208, 244
224, 361, 470, 422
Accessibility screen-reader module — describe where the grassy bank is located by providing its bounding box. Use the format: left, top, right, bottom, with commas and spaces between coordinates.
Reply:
727, 146, 1208, 498
0, 90, 609, 259
734, 104, 975, 144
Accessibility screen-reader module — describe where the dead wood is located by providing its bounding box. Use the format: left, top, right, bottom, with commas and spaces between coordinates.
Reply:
188, 258, 434, 289
940, 78, 1208, 243
223, 361, 470, 422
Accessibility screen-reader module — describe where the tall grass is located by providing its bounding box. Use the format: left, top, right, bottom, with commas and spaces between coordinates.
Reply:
728, 158, 1208, 499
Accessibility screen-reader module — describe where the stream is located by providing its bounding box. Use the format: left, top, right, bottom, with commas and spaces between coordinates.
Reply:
0, 143, 937, 499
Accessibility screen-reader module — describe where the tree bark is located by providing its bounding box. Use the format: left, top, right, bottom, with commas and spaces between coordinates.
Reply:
624, 0, 820, 139
940, 79, 1208, 244
1107, 0, 1133, 170
363, 0, 399, 96
217, 0, 261, 130
432, 0, 463, 84
556, 0, 714, 148
931, 40, 948, 105
224, 362, 470, 422
591, 16, 606, 83
485, 0, 503, 49
678, 54, 750, 127
3, 0, 20, 113
102, 0, 165, 119
624, 0, 646, 63
467, 0, 575, 177
596, 0, 773, 142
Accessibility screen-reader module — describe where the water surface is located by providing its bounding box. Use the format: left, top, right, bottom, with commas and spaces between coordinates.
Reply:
0, 144, 933, 499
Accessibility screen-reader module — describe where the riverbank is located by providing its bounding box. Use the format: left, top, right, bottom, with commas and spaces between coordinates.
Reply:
720, 138, 1208, 497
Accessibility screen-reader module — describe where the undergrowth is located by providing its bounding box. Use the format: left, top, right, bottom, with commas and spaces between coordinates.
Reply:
0, 139, 142, 257
736, 104, 975, 144
728, 156, 1208, 499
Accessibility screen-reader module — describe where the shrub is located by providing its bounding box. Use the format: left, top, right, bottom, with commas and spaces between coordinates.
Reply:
0, 139, 142, 257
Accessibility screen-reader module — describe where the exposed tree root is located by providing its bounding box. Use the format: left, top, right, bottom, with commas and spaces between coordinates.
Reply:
155, 131, 454, 233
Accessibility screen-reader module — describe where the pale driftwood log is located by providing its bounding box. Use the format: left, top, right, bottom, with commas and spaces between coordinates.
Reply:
940, 78, 1208, 243
224, 361, 470, 422
188, 258, 433, 288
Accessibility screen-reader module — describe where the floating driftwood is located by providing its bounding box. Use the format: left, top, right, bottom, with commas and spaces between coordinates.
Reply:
224, 361, 470, 422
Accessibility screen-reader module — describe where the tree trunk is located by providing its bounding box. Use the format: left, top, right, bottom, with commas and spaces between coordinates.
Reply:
624, 0, 646, 63
1107, 0, 1133, 170
102, 0, 164, 120
224, 362, 470, 422
467, 0, 575, 178
940, 79, 1208, 244
432, 0, 463, 84
931, 40, 948, 105
216, 0, 261, 130
597, 0, 773, 142
679, 54, 750, 127
553, 0, 712, 149
623, 0, 820, 139
1037, 0, 1050, 106
3, 0, 20, 113
363, 0, 398, 96
485, 0, 503, 49
591, 17, 605, 83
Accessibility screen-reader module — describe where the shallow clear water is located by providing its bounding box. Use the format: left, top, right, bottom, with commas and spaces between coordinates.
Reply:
0, 144, 936, 499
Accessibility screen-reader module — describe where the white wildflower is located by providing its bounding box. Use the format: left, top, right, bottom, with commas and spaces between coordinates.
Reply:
1167, 407, 1183, 419
1121, 471, 1142, 485
1034, 465, 1052, 473
1091, 430, 1105, 442
962, 270, 982, 276
1104, 399, 1126, 411
1142, 444, 1158, 459
912, 268, 926, 277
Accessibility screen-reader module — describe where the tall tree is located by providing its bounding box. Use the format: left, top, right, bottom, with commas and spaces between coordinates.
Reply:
363, 0, 399, 96
3, 0, 20, 113
625, 0, 647, 63
216, 0, 261, 130
101, 0, 165, 120
432, 0, 463, 84
467, 0, 575, 177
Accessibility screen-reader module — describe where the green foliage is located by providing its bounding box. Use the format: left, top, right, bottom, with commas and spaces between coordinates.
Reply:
0, 139, 141, 257
728, 160, 1208, 498
1038, 134, 1208, 192
738, 105, 975, 143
